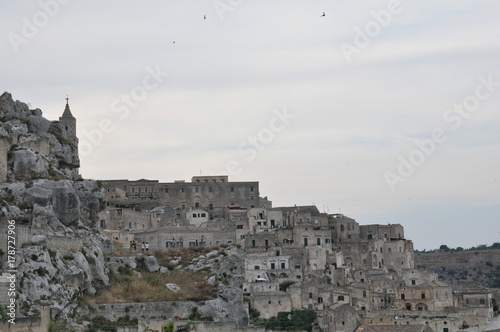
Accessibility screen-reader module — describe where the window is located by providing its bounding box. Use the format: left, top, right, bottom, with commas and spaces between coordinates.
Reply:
180, 188, 184, 193
192, 213, 197, 218
363, 291, 367, 297
250, 195, 255, 200
281, 262, 285, 269
201, 213, 206, 217
317, 238, 321, 245
254, 266, 260, 270
240, 235, 245, 240
421, 293, 425, 299
411, 280, 416, 285
295, 265, 301, 269
338, 296, 345, 301
304, 238, 308, 246
208, 187, 213, 192
251, 240, 256, 248
237, 225, 243, 229
480, 298, 485, 305
271, 263, 275, 269
209, 203, 213, 210
318, 297, 323, 304
100, 220, 106, 228
231, 186, 234, 192
250, 186, 254, 192
401, 294, 405, 299
165, 187, 168, 193
195, 187, 199, 193
309, 293, 313, 299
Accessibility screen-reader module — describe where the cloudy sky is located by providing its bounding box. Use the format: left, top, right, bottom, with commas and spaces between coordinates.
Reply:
2, 1, 499, 250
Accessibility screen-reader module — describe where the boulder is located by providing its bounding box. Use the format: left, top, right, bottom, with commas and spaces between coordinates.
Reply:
11, 149, 49, 180
142, 255, 160, 272
31, 235, 47, 245
28, 115, 52, 134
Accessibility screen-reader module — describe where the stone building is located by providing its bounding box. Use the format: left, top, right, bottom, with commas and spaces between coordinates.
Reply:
102, 175, 271, 212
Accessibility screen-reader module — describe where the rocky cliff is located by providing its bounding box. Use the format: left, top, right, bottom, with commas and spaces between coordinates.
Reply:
0, 92, 111, 319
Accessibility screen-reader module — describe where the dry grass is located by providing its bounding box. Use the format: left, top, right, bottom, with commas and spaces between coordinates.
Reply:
152, 244, 227, 268
88, 269, 218, 304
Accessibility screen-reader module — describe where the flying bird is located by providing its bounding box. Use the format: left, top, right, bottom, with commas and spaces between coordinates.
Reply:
204, 15, 206, 20
321, 11, 325, 17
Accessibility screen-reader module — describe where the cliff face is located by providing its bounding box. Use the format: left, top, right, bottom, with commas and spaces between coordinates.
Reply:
0, 92, 111, 319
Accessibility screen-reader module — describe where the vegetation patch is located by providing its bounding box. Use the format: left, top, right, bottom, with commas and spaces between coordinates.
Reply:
252, 309, 317, 332
88, 269, 217, 304
152, 244, 226, 268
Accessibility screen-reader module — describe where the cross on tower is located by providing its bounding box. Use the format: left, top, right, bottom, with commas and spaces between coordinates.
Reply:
66, 95, 69, 105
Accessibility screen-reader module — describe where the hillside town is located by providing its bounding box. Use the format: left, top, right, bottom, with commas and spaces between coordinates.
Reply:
0, 94, 497, 332
99, 175, 496, 332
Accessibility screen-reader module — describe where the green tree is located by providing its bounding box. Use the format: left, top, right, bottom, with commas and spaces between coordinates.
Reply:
439, 245, 449, 251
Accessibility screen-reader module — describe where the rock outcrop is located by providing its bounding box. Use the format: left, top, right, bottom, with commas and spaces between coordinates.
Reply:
0, 92, 110, 319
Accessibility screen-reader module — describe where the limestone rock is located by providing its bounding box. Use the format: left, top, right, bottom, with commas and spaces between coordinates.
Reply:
199, 286, 247, 327
31, 235, 47, 245
27, 115, 52, 134
11, 149, 49, 180
48, 180, 81, 226
142, 255, 160, 272
166, 283, 181, 292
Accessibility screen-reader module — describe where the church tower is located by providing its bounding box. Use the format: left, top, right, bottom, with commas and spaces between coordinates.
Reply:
59, 96, 78, 146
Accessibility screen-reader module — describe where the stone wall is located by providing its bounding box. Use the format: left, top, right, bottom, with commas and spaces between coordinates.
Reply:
138, 319, 265, 332
78, 301, 199, 322
415, 249, 500, 268
0, 223, 33, 259
46, 235, 83, 254
0, 307, 50, 332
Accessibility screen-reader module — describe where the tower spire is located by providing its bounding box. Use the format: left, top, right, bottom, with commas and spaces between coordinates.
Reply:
62, 94, 73, 118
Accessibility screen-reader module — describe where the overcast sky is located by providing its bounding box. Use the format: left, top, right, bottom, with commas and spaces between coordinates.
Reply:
2, 1, 499, 250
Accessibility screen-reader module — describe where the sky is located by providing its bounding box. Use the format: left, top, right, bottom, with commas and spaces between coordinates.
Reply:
1, 1, 499, 251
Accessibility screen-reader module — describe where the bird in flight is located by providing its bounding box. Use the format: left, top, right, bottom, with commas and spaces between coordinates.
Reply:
321, 11, 325, 17
204, 15, 206, 20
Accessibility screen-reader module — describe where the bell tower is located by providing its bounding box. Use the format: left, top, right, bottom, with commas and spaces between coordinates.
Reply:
59, 96, 78, 146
